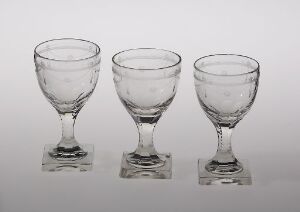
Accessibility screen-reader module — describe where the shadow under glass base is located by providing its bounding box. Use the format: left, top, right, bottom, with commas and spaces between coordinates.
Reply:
120, 152, 172, 179
198, 159, 252, 185
42, 144, 94, 172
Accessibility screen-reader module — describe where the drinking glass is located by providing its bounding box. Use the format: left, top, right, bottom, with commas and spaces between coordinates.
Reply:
194, 54, 260, 185
34, 38, 101, 171
112, 48, 181, 178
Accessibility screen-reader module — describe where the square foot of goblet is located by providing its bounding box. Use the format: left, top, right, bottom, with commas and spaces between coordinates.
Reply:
198, 159, 252, 185
42, 144, 94, 172
119, 152, 172, 179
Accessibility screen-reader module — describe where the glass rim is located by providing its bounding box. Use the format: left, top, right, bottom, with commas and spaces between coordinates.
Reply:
194, 54, 260, 77
112, 48, 182, 71
34, 38, 101, 62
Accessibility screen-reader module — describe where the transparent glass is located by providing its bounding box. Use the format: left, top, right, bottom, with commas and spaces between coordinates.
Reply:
112, 48, 181, 178
34, 38, 101, 171
194, 54, 260, 184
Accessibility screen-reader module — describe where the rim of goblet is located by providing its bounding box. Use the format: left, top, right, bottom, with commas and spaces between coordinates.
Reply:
112, 48, 182, 71
194, 54, 260, 77
34, 38, 101, 62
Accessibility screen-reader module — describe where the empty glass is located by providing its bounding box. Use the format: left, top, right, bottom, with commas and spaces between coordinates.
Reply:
34, 38, 101, 171
194, 54, 260, 185
112, 48, 181, 178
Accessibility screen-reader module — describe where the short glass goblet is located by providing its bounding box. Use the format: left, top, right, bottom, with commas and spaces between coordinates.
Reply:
194, 54, 260, 185
34, 38, 101, 171
112, 48, 181, 179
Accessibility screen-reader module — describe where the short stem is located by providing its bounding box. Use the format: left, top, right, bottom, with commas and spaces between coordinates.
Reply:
134, 122, 158, 157
212, 125, 237, 163
57, 113, 79, 150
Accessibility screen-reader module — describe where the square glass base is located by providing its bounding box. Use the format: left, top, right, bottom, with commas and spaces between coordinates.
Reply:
198, 159, 252, 185
119, 152, 172, 179
42, 144, 94, 172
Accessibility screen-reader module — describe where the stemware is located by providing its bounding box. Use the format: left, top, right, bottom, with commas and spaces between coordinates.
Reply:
112, 48, 181, 178
34, 38, 101, 171
194, 54, 260, 185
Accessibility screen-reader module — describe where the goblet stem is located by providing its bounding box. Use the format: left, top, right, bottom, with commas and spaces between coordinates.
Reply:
213, 125, 236, 163
126, 120, 167, 168
57, 113, 80, 151
205, 125, 243, 174
135, 122, 158, 156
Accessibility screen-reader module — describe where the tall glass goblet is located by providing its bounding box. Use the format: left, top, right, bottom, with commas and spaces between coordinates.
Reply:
34, 38, 101, 171
112, 48, 181, 179
194, 54, 260, 185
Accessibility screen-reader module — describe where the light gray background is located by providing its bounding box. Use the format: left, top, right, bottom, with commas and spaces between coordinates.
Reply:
0, 0, 299, 211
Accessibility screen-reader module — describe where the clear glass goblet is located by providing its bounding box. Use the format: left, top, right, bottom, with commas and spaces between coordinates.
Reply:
34, 38, 101, 171
112, 48, 181, 179
194, 54, 260, 185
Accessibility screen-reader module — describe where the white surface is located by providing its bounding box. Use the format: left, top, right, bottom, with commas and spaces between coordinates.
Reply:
0, 0, 300, 211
